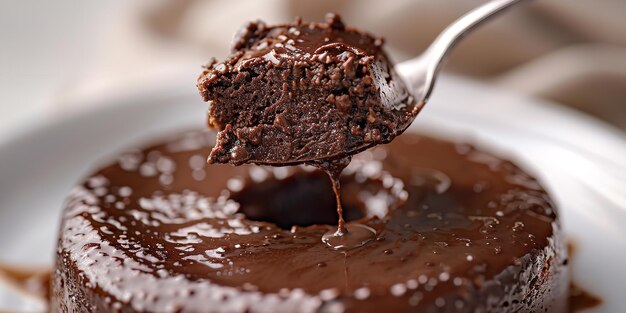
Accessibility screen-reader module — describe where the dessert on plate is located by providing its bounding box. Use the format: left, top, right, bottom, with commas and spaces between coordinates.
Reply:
52, 14, 569, 313
52, 130, 568, 312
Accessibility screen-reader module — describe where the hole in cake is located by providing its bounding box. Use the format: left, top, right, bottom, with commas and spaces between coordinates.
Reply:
230, 167, 406, 230
231, 170, 361, 229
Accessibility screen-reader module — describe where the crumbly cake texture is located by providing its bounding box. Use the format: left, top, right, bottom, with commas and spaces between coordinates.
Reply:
197, 14, 419, 165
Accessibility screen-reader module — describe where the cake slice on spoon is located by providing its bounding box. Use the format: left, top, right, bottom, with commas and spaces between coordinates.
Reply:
197, 13, 419, 166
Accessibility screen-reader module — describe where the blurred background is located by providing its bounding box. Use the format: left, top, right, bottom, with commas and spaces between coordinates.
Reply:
0, 2, 625, 310
1, 0, 625, 144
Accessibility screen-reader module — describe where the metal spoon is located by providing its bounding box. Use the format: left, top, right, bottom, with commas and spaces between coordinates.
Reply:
396, 0, 529, 105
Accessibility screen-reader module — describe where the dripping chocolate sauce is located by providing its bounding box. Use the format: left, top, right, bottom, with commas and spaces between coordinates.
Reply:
311, 157, 376, 250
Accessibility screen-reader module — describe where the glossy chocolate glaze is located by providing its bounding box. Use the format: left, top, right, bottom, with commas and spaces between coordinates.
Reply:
52, 130, 568, 312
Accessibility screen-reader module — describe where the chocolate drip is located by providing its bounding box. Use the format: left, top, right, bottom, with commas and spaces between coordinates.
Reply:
312, 157, 352, 236
310, 157, 377, 250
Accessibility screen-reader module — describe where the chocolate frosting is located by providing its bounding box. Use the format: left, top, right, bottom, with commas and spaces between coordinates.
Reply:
52, 130, 568, 312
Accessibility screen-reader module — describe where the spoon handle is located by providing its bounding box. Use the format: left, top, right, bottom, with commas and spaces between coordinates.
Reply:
402, 0, 529, 103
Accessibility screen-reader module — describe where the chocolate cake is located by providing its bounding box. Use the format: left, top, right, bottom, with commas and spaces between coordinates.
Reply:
52, 130, 569, 312
197, 14, 419, 166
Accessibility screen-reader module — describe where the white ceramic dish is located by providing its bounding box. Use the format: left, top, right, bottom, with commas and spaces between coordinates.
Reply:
0, 75, 624, 312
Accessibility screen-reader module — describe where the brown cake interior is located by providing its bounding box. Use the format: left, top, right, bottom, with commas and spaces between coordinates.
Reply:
197, 14, 418, 165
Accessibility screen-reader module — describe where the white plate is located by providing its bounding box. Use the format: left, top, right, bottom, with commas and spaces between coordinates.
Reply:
0, 74, 625, 312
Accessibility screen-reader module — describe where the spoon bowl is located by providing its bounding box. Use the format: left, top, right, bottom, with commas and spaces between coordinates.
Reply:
397, 0, 529, 105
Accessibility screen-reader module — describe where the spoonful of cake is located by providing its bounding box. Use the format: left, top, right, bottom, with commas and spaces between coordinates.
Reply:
197, 0, 527, 166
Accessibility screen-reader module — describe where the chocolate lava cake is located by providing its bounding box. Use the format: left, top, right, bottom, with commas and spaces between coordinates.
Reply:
52, 130, 569, 312
197, 14, 419, 165
53, 13, 568, 313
